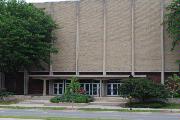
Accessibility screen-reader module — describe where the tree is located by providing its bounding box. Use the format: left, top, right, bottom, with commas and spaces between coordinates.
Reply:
165, 0, 180, 52
0, 0, 58, 73
119, 78, 170, 102
165, 74, 180, 98
65, 77, 80, 95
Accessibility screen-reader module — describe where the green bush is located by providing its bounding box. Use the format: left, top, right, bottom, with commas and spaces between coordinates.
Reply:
50, 96, 60, 103
50, 93, 92, 103
165, 74, 180, 98
72, 94, 86, 103
126, 101, 167, 108
119, 78, 170, 102
50, 77, 93, 103
174, 92, 180, 98
65, 77, 80, 95
0, 89, 14, 101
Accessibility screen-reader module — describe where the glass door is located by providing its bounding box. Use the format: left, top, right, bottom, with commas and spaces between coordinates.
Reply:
107, 84, 112, 95
92, 83, 100, 96
53, 83, 64, 95
107, 83, 121, 96
112, 84, 118, 96
80, 83, 100, 96
85, 83, 91, 95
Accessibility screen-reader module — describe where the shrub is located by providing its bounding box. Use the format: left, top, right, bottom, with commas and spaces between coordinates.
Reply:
50, 93, 92, 103
50, 77, 93, 103
126, 101, 167, 108
119, 78, 170, 102
174, 91, 180, 98
0, 89, 14, 101
50, 96, 60, 103
165, 74, 180, 98
72, 94, 89, 103
65, 77, 80, 95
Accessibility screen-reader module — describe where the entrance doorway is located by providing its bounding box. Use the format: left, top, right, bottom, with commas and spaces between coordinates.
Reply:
53, 83, 64, 95
107, 83, 121, 96
80, 83, 100, 96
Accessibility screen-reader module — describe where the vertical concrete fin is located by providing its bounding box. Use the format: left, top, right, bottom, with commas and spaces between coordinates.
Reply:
24, 70, 29, 95
103, 0, 107, 76
76, 1, 80, 75
131, 0, 135, 76
161, 0, 165, 84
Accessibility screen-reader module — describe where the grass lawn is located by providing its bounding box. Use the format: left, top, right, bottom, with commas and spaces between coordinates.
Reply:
126, 102, 180, 109
0, 106, 66, 110
0, 106, 162, 112
0, 100, 19, 105
0, 116, 121, 120
161, 103, 180, 109
78, 108, 161, 112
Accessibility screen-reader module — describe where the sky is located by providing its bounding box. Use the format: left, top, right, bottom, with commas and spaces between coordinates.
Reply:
26, 0, 78, 3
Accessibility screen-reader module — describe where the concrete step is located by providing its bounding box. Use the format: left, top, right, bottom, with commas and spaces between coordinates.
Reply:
93, 97, 128, 102
18, 100, 50, 104
31, 96, 54, 100
89, 102, 126, 107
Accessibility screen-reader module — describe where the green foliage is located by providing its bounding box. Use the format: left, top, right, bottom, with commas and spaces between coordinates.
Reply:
126, 101, 167, 108
50, 96, 60, 103
0, 0, 58, 72
165, 74, 180, 97
65, 77, 80, 95
119, 78, 170, 102
50, 93, 92, 103
50, 77, 93, 103
126, 101, 180, 109
0, 89, 14, 101
173, 92, 180, 98
165, 0, 180, 51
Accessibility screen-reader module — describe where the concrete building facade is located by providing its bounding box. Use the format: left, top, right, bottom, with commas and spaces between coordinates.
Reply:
1, 0, 180, 97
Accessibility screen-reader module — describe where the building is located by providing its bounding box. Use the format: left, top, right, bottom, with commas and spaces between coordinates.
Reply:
0, 0, 179, 97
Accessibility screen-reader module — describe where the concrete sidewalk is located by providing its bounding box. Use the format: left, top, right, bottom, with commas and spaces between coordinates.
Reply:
0, 103, 180, 112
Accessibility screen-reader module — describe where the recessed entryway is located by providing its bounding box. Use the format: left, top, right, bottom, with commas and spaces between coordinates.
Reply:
107, 83, 121, 96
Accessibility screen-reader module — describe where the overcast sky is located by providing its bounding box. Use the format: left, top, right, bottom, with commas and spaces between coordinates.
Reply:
26, 0, 78, 3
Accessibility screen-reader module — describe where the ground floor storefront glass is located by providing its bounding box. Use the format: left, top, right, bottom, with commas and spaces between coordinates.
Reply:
51, 79, 122, 97
107, 83, 121, 96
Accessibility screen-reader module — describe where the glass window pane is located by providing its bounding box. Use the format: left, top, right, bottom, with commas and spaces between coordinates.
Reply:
93, 84, 97, 95
113, 84, 118, 95
59, 87, 62, 94
85, 84, 90, 95
54, 88, 57, 94
59, 84, 63, 88
107, 84, 111, 95
80, 84, 84, 88
54, 84, 57, 88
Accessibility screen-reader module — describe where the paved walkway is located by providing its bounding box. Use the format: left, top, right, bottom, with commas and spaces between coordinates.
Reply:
0, 103, 180, 112
0, 99, 179, 113
0, 109, 179, 120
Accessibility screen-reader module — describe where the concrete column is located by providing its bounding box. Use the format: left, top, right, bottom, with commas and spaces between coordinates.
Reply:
24, 70, 29, 95
131, 0, 135, 76
103, 0, 107, 76
101, 80, 106, 97
75, 1, 80, 75
43, 80, 47, 96
49, 3, 54, 76
104, 81, 107, 97
100, 80, 102, 97
160, 0, 165, 84
49, 80, 53, 95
